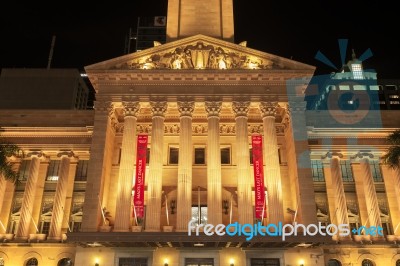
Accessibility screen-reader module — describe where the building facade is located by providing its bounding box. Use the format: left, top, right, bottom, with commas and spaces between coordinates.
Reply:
1, 1, 400, 266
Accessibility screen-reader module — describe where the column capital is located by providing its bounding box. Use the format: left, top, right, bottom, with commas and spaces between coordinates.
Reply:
259, 101, 278, 118
122, 101, 140, 117
26, 151, 44, 158
94, 100, 114, 116
350, 152, 374, 162
57, 150, 76, 159
288, 101, 307, 113
205, 101, 222, 118
150, 101, 168, 118
321, 151, 344, 160
177, 101, 195, 117
232, 101, 250, 118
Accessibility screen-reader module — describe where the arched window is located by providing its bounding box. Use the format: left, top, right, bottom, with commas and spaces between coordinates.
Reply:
26, 258, 38, 266
327, 259, 341, 266
361, 259, 374, 266
396, 259, 400, 266
58, 258, 72, 266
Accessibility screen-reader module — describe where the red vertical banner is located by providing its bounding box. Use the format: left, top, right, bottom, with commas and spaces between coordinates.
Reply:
252, 135, 266, 219
133, 135, 148, 218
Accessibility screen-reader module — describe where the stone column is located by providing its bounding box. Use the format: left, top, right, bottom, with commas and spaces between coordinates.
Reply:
48, 152, 74, 240
0, 159, 20, 214
352, 157, 382, 231
381, 166, 400, 235
259, 101, 284, 224
145, 101, 168, 231
114, 101, 140, 232
322, 155, 350, 239
205, 101, 222, 225
16, 153, 42, 240
81, 100, 116, 232
232, 100, 253, 225
176, 100, 194, 231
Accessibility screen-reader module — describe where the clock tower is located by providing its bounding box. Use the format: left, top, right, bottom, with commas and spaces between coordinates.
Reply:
166, 0, 234, 42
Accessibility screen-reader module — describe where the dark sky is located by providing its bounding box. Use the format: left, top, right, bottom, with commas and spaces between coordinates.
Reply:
1, 1, 398, 78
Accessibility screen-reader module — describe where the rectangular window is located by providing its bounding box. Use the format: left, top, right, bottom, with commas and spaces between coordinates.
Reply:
250, 258, 280, 266
194, 147, 205, 165
220, 147, 231, 165
340, 160, 354, 182
46, 160, 60, 181
119, 258, 148, 266
311, 160, 325, 182
75, 160, 89, 181
370, 161, 383, 182
18, 160, 31, 180
190, 206, 208, 226
249, 148, 253, 164
169, 147, 179, 165
40, 222, 50, 234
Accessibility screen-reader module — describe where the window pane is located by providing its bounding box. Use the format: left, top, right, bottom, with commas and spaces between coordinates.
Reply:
46, 161, 60, 181
18, 160, 31, 180
249, 148, 253, 164
75, 160, 89, 181
169, 147, 179, 164
146, 148, 150, 165
311, 160, 325, 182
194, 148, 205, 164
340, 160, 354, 182
221, 147, 230, 164
370, 161, 383, 182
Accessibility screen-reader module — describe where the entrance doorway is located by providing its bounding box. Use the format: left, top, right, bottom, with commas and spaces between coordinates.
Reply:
185, 258, 214, 266
251, 259, 280, 266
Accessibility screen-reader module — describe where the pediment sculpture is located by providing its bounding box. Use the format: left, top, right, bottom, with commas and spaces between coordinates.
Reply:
125, 41, 276, 70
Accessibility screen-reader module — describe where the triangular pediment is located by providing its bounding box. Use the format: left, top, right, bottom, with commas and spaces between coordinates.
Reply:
85, 34, 314, 71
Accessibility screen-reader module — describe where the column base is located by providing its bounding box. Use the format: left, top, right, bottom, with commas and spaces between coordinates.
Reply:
15, 236, 29, 241
113, 228, 130, 232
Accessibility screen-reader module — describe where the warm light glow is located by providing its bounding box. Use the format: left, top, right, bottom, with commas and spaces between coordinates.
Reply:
229, 258, 235, 265
95, 258, 100, 264
164, 258, 169, 266
299, 259, 305, 266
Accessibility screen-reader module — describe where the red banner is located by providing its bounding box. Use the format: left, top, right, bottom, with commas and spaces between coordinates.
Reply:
133, 135, 148, 218
252, 135, 266, 219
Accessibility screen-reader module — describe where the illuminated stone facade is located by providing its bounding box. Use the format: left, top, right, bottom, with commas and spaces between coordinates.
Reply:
1, 1, 400, 266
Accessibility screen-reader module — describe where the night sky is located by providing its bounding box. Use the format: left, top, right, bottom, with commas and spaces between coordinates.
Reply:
1, 1, 398, 79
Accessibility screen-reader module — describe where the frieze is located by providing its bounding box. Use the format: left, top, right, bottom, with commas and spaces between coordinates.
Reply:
116, 123, 286, 135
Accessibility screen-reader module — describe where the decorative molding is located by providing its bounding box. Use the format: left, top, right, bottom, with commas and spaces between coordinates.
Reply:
288, 101, 307, 113
26, 151, 44, 158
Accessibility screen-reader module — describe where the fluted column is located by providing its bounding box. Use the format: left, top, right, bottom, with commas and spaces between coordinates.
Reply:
81, 100, 116, 232
353, 157, 382, 232
205, 101, 222, 225
114, 101, 140, 232
382, 166, 400, 235
48, 152, 74, 240
145, 101, 168, 231
176, 100, 194, 231
0, 175, 6, 215
260, 101, 283, 224
232, 100, 253, 225
322, 154, 350, 239
16, 153, 42, 240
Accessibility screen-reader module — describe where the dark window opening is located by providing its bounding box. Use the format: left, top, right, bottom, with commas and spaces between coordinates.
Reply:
169, 147, 179, 165
194, 148, 205, 164
221, 147, 230, 165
